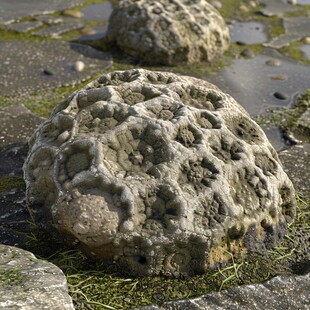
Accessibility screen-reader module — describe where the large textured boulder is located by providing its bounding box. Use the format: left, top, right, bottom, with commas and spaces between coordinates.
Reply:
24, 69, 296, 277
107, 0, 230, 65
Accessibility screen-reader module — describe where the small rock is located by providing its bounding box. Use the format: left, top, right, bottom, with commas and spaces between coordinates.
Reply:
239, 4, 249, 12
266, 58, 281, 66
249, 1, 257, 7
43, 69, 54, 76
271, 75, 288, 81
274, 91, 289, 100
62, 9, 83, 18
287, 0, 297, 4
241, 48, 255, 58
80, 27, 97, 36
211, 1, 222, 9
304, 37, 310, 44
73, 61, 85, 72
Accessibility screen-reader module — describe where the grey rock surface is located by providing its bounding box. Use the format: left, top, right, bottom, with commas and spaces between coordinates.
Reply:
107, 0, 230, 65
5, 21, 43, 32
33, 20, 84, 37
258, 0, 297, 16
0, 105, 45, 150
279, 144, 310, 198
0, 0, 84, 25
0, 40, 112, 96
23, 69, 296, 277
138, 272, 310, 310
0, 244, 74, 310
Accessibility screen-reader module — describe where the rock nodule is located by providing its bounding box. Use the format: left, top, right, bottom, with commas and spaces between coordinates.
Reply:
107, 0, 230, 65
24, 69, 296, 277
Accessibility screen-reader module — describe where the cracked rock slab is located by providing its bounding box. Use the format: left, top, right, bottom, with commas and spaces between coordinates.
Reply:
0, 244, 74, 310
265, 17, 310, 48
0, 0, 85, 25
24, 69, 296, 277
0, 40, 112, 97
107, 0, 230, 65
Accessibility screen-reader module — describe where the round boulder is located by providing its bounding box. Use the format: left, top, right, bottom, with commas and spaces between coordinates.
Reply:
106, 0, 230, 65
24, 69, 296, 277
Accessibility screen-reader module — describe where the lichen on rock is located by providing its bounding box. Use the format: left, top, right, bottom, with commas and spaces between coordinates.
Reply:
24, 69, 296, 277
106, 0, 230, 65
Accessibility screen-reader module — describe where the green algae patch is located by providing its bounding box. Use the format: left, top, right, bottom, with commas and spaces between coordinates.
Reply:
0, 175, 25, 193
280, 40, 310, 64
0, 268, 25, 287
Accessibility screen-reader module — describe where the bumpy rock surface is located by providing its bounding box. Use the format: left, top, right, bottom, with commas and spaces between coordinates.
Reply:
0, 245, 74, 310
24, 69, 296, 276
107, 0, 230, 65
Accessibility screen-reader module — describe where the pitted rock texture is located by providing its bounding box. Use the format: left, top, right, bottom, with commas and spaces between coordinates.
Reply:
24, 69, 296, 277
107, 0, 230, 65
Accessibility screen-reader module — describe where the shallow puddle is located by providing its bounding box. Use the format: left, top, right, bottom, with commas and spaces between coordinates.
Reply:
229, 22, 268, 45
81, 2, 113, 21
300, 45, 310, 60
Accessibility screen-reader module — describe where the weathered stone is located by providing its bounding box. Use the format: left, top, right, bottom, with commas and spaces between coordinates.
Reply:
137, 273, 310, 310
279, 144, 310, 198
24, 69, 296, 277
0, 244, 74, 310
107, 0, 230, 65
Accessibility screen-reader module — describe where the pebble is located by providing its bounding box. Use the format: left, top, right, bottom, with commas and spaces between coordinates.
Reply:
241, 48, 255, 58
62, 9, 83, 18
304, 37, 310, 44
271, 75, 288, 81
73, 61, 85, 72
43, 69, 54, 76
211, 1, 222, 9
273, 91, 288, 100
239, 5, 249, 12
287, 0, 297, 4
266, 58, 281, 66
249, 1, 257, 7
80, 27, 97, 36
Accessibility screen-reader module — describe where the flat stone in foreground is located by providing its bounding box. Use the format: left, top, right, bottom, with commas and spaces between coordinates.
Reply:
0, 244, 74, 310
138, 273, 310, 310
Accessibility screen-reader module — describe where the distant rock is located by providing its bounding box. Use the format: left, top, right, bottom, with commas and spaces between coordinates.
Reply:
24, 69, 296, 277
0, 244, 74, 310
137, 273, 310, 310
107, 0, 230, 65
